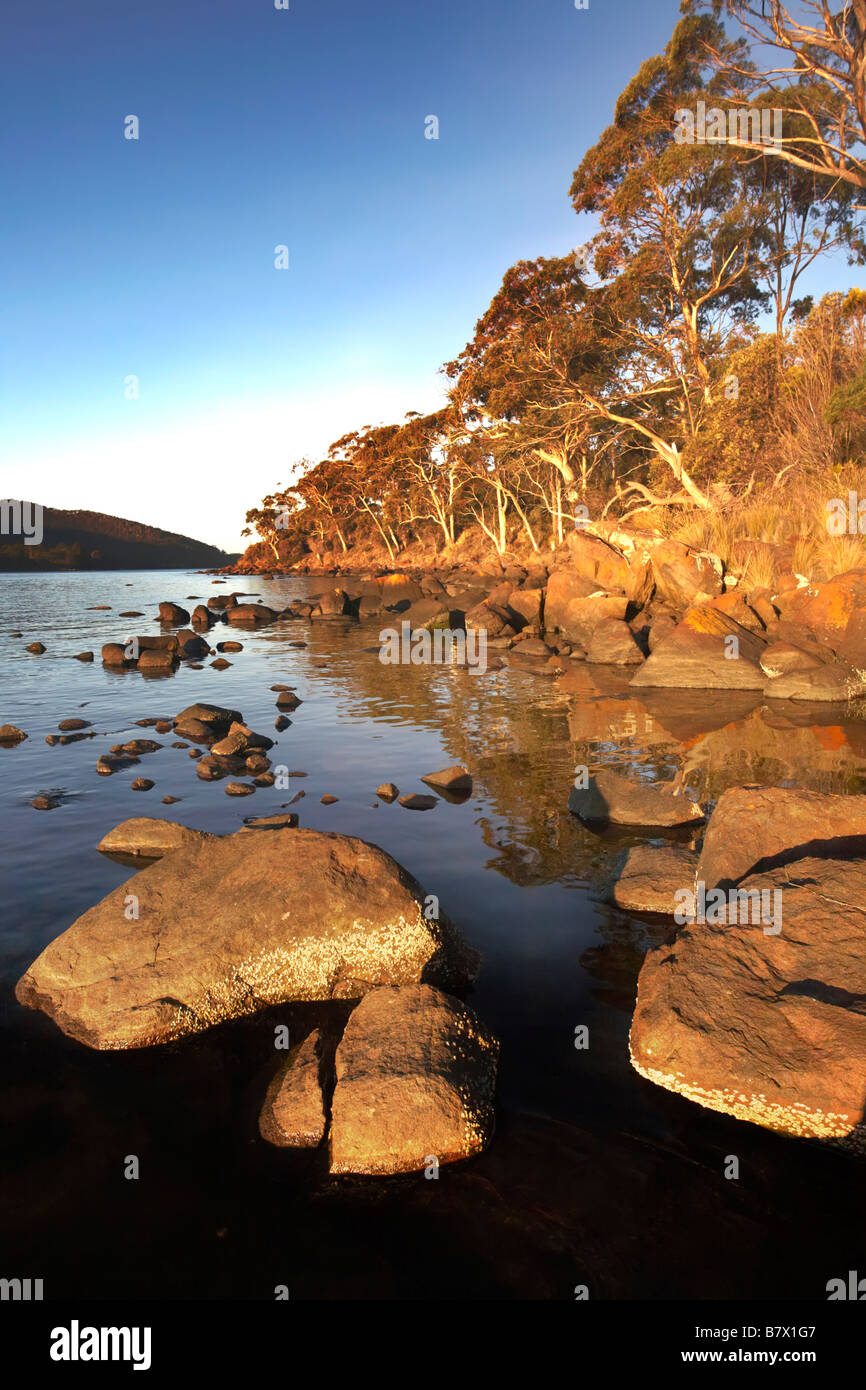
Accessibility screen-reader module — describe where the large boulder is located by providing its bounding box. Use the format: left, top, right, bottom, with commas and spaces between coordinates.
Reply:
545, 580, 628, 646
759, 641, 823, 679
328, 985, 499, 1174
508, 587, 543, 627
310, 588, 350, 618
777, 571, 866, 644
15, 829, 479, 1049
380, 574, 424, 606
97, 818, 217, 859
630, 857, 866, 1147
586, 618, 645, 665
649, 540, 723, 609
568, 768, 705, 828
630, 605, 767, 690
696, 786, 866, 891
545, 570, 606, 636
464, 601, 515, 638
564, 531, 630, 592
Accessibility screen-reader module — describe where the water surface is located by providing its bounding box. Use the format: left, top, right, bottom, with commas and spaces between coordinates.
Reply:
2, 569, 864, 1300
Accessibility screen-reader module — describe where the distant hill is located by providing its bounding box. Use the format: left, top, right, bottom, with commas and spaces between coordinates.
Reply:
0, 506, 235, 571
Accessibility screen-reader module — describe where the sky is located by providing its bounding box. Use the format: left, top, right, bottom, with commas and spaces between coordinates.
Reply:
1, 0, 859, 554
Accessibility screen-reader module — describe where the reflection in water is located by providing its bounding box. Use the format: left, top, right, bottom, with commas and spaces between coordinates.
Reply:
2, 569, 866, 1298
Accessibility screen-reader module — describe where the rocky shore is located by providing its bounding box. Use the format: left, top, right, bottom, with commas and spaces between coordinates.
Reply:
9, 524, 866, 1173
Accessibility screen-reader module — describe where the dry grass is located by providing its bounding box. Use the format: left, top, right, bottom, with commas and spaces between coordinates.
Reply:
658, 466, 866, 586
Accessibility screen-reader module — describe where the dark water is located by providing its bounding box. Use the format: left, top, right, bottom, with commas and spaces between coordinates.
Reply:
2, 569, 865, 1300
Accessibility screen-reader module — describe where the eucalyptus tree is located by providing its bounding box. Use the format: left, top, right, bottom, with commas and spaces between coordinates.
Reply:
692, 0, 866, 202
568, 13, 774, 507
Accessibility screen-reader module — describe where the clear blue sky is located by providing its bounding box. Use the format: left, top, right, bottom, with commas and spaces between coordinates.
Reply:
1, 0, 857, 552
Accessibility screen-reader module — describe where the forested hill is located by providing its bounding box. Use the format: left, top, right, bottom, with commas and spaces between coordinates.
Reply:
0, 507, 234, 571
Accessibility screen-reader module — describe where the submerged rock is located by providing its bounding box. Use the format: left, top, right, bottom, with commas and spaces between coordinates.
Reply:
586, 618, 645, 665
0, 725, 27, 744
329, 984, 499, 1175
227, 603, 278, 626
15, 828, 480, 1049
611, 845, 698, 914
568, 769, 704, 828
97, 818, 216, 859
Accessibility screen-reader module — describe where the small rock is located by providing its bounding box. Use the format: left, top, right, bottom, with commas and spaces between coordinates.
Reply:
30, 795, 59, 810
421, 765, 472, 793
0, 725, 27, 744
398, 794, 438, 811
225, 782, 256, 796
275, 716, 291, 731
611, 845, 699, 914
58, 718, 91, 731
376, 782, 400, 801
97, 754, 140, 776
240, 814, 299, 831
320, 794, 339, 804
25, 642, 45, 654
131, 778, 154, 791
259, 1030, 327, 1148
73, 651, 94, 662
158, 602, 190, 625
101, 643, 131, 667
98, 819, 215, 858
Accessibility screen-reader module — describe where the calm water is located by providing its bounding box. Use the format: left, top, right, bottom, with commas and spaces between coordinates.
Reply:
2, 568, 865, 1300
